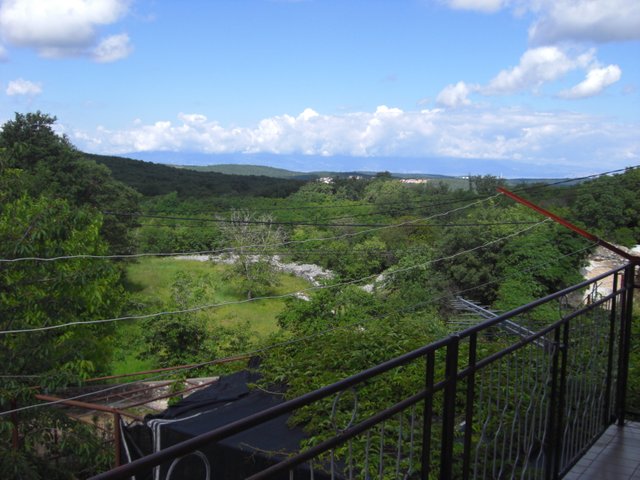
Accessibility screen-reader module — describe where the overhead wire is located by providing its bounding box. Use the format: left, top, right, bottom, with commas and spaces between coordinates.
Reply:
0, 237, 594, 417
0, 194, 500, 263
154, 164, 636, 218
0, 218, 549, 335
131, 217, 540, 229
112, 165, 639, 224
2, 166, 634, 414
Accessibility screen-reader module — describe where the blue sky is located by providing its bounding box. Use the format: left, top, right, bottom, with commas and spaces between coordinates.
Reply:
0, 0, 638, 177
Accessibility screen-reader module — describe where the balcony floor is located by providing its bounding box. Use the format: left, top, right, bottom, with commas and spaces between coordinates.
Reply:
564, 420, 640, 479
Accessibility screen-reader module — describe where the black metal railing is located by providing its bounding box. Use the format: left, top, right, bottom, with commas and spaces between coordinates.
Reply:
91, 263, 637, 480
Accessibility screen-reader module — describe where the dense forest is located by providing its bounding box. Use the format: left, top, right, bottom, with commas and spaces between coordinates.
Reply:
85, 153, 305, 198
1, 112, 638, 478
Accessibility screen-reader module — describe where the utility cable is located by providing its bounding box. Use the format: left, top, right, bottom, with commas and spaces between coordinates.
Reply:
131, 218, 539, 228
0, 236, 593, 417
0, 218, 547, 335
0, 194, 500, 263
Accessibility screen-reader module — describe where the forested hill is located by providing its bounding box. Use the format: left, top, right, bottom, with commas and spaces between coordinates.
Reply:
176, 163, 314, 179
84, 153, 306, 198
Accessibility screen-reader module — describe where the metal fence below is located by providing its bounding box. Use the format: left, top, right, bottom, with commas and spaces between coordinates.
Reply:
91, 263, 636, 480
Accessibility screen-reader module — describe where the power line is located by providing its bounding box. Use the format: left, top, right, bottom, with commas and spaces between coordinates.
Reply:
0, 237, 593, 417
0, 219, 548, 335
88, 166, 640, 230
130, 216, 540, 229
0, 195, 499, 263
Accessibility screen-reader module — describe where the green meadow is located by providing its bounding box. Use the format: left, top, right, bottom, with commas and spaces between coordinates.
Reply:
111, 257, 310, 376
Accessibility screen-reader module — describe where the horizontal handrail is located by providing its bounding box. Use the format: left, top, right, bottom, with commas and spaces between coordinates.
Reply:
91, 264, 632, 480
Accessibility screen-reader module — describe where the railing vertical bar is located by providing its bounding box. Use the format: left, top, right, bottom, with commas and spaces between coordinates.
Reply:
544, 327, 562, 480
347, 439, 354, 480
604, 272, 618, 426
364, 430, 372, 479
330, 449, 335, 480
462, 333, 477, 480
421, 350, 435, 480
617, 264, 635, 425
114, 413, 122, 468
553, 321, 570, 477
395, 413, 403, 479
440, 336, 459, 480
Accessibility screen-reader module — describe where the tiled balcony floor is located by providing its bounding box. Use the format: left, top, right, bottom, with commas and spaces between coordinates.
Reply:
564, 421, 640, 479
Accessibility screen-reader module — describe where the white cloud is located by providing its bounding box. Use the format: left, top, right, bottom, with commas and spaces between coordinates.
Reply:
444, 0, 505, 13
0, 0, 131, 60
436, 81, 475, 108
72, 107, 639, 174
92, 33, 131, 62
483, 46, 594, 94
440, 0, 640, 44
559, 65, 622, 99
0, 43, 6, 61
5, 78, 42, 96
529, 0, 640, 44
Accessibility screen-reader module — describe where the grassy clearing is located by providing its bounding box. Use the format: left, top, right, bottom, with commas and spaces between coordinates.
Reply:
111, 257, 310, 375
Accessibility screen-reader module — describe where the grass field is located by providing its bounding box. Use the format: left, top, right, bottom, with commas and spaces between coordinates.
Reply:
111, 257, 310, 376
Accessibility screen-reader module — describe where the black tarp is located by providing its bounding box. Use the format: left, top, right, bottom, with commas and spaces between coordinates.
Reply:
122, 370, 337, 480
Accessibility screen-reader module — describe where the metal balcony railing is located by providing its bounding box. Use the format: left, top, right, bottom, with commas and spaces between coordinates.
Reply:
91, 263, 637, 480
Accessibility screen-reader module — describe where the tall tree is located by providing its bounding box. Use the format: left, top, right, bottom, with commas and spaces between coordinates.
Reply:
218, 210, 284, 299
0, 180, 126, 478
0, 112, 141, 254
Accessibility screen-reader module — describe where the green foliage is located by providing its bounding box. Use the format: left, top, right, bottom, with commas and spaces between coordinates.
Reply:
467, 174, 506, 194
138, 272, 213, 368
0, 113, 139, 478
0, 410, 113, 479
0, 112, 141, 254
0, 193, 125, 478
87, 153, 305, 198
363, 178, 417, 214
571, 168, 640, 246
277, 285, 384, 335
260, 304, 448, 476
218, 210, 285, 299
628, 306, 640, 417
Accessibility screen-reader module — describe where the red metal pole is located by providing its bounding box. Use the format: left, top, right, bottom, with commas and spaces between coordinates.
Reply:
498, 187, 639, 263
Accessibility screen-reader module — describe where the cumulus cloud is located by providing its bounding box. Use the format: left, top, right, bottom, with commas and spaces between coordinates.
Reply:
5, 78, 42, 96
443, 0, 505, 13
92, 33, 131, 62
0, 0, 131, 61
559, 65, 622, 99
529, 0, 640, 45
72, 107, 638, 174
436, 81, 475, 108
443, 46, 610, 100
440, 0, 640, 44
483, 46, 594, 94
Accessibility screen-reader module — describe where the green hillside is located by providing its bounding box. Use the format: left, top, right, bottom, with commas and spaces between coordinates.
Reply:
174, 163, 312, 179
85, 153, 306, 198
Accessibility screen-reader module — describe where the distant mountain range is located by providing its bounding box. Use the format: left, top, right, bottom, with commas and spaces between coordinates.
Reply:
86, 152, 571, 199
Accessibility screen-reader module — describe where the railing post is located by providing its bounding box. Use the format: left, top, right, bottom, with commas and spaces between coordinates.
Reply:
545, 326, 564, 480
114, 413, 122, 468
616, 263, 636, 426
461, 333, 477, 480
440, 336, 459, 480
603, 271, 619, 425
421, 350, 435, 480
